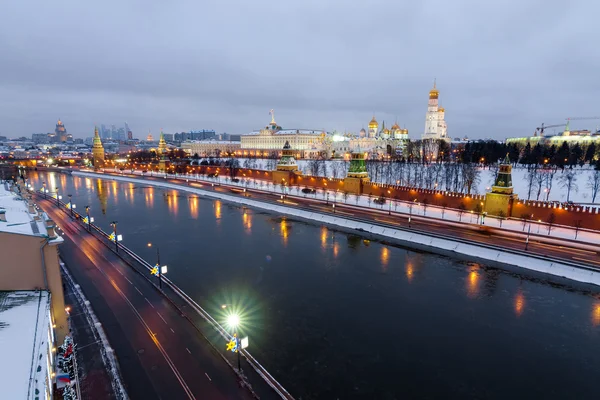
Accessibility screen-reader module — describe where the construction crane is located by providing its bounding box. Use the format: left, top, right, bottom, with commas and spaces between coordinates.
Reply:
565, 117, 600, 121
536, 122, 565, 136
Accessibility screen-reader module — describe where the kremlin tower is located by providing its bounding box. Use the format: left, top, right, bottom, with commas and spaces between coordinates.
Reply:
158, 129, 168, 155
92, 126, 105, 169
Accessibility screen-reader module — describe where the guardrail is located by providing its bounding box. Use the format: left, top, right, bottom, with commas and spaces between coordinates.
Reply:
33, 191, 294, 400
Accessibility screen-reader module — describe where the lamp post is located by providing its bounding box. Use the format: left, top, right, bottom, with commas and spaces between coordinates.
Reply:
147, 242, 162, 289
332, 203, 336, 214
110, 221, 119, 253
326, 192, 329, 205
43, 182, 47, 199
67, 194, 73, 217
85, 205, 91, 232
525, 214, 533, 250
55, 187, 60, 207
226, 314, 242, 371
408, 199, 416, 228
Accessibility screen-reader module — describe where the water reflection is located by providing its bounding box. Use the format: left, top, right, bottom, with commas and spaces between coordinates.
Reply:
380, 247, 389, 272
242, 210, 252, 232
280, 218, 288, 246
96, 179, 108, 214
214, 200, 222, 220
406, 262, 414, 283
145, 187, 154, 209
189, 197, 199, 219
333, 241, 339, 258
515, 290, 525, 317
165, 190, 178, 216
320, 226, 328, 250
593, 303, 600, 327
466, 265, 481, 298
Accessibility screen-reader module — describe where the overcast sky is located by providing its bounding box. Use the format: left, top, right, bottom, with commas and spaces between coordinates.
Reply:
1, 0, 597, 139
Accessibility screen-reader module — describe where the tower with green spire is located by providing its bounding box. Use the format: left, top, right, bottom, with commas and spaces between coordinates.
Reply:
344, 147, 370, 194
485, 154, 518, 217
158, 129, 167, 155
492, 154, 513, 194
92, 126, 105, 169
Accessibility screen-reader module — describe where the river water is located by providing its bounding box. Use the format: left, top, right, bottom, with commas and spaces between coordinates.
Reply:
28, 172, 600, 399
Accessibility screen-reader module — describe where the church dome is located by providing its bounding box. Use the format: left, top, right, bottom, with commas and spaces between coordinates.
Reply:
402, 128, 408, 135
368, 116, 378, 129
391, 122, 400, 130
429, 88, 439, 99
438, 107, 445, 113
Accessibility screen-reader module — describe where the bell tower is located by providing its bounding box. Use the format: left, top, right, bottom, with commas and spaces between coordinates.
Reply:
485, 154, 518, 217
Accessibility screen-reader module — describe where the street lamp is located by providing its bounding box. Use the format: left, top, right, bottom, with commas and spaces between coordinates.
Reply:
43, 182, 47, 199
226, 313, 242, 371
67, 194, 74, 217
147, 242, 163, 289
332, 203, 336, 214
525, 214, 534, 250
408, 199, 417, 228
55, 187, 60, 207
110, 221, 119, 253
85, 205, 91, 232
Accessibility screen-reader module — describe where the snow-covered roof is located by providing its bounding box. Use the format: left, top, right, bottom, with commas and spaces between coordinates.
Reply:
0, 182, 62, 242
182, 140, 241, 145
0, 290, 51, 399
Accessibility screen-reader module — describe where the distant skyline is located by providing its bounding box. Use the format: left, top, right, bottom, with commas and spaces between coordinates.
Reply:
1, 0, 598, 139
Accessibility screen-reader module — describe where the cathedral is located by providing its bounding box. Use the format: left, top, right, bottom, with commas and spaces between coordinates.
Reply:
421, 81, 449, 143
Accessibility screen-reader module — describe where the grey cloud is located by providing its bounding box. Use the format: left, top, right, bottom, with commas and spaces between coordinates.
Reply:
0, 0, 597, 139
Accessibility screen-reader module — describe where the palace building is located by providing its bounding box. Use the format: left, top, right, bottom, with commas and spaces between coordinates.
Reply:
240, 110, 328, 158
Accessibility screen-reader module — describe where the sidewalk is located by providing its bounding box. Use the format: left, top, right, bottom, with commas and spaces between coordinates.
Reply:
61, 262, 125, 399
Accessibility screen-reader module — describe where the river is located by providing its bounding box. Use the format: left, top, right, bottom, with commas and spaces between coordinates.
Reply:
27, 171, 600, 399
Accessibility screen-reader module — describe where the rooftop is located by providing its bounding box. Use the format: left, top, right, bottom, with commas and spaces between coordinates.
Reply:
0, 290, 51, 399
0, 181, 62, 242
242, 129, 328, 136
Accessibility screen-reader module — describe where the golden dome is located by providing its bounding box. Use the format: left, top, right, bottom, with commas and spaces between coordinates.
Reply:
429, 80, 439, 99
391, 122, 400, 130
57, 119, 62, 125
383, 128, 390, 134
438, 107, 445, 112
368, 116, 378, 128
402, 128, 408, 134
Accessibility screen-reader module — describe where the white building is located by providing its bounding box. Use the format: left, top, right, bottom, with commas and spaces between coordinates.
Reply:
422, 80, 449, 143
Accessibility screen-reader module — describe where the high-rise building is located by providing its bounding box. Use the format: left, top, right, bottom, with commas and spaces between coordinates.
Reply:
422, 80, 449, 142
55, 119, 68, 142
125, 122, 133, 140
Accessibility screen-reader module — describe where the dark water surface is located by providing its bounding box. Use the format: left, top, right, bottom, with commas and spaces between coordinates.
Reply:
29, 172, 600, 399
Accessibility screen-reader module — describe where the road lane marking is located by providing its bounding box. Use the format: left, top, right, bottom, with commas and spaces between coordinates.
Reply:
157, 312, 168, 324
204, 373, 212, 381
106, 280, 196, 399
135, 287, 143, 295
116, 269, 124, 275
145, 298, 154, 308
186, 348, 191, 354
170, 328, 175, 333
124, 276, 132, 284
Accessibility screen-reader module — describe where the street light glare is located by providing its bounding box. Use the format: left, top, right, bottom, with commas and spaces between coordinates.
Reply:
227, 314, 240, 329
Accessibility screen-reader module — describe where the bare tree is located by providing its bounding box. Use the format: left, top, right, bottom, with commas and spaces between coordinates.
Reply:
520, 213, 530, 231
441, 202, 448, 219
586, 170, 600, 203
558, 170, 578, 202
497, 210, 506, 228
461, 164, 481, 195
458, 202, 466, 222
526, 166, 538, 201
546, 212, 556, 235
307, 157, 324, 176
